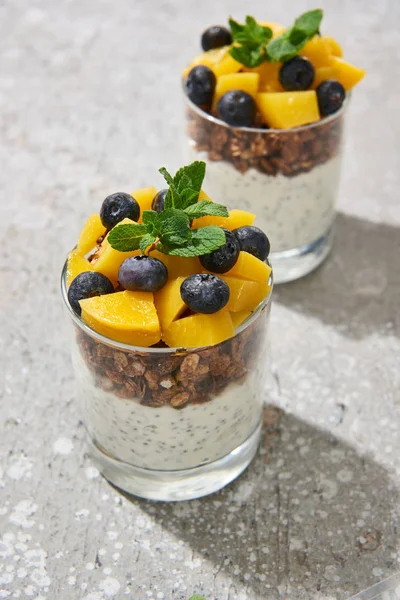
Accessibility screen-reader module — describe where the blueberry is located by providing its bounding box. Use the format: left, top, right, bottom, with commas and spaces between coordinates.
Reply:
118, 256, 168, 292
180, 273, 230, 314
233, 226, 270, 261
199, 228, 240, 273
279, 56, 315, 91
217, 90, 256, 127
201, 26, 232, 51
152, 189, 168, 213
316, 79, 346, 116
185, 65, 216, 107
100, 193, 140, 230
68, 271, 114, 316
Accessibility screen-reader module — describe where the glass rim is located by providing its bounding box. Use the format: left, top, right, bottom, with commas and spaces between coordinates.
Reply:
183, 82, 349, 134
61, 256, 273, 355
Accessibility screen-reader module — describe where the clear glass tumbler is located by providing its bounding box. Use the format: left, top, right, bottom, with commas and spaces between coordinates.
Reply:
61, 261, 272, 501
184, 95, 347, 283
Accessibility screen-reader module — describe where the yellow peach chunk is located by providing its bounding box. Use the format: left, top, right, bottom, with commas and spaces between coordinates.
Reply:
198, 189, 213, 202
93, 218, 141, 281
163, 312, 234, 348
322, 35, 343, 58
77, 214, 106, 256
330, 56, 366, 91
213, 53, 242, 77
66, 250, 94, 287
225, 209, 255, 230
251, 62, 283, 92
257, 91, 320, 129
80, 290, 161, 346
150, 250, 201, 280
131, 186, 158, 222
213, 73, 260, 111
225, 251, 272, 285
154, 277, 187, 328
230, 310, 251, 328
191, 210, 255, 231
219, 276, 271, 312
311, 66, 338, 90
300, 36, 332, 68
182, 47, 230, 78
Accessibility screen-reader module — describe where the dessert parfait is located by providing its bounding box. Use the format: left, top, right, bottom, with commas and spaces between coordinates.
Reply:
61, 161, 273, 501
183, 9, 365, 282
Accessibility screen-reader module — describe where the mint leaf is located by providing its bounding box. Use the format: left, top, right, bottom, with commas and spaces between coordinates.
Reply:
158, 167, 174, 186
174, 161, 206, 208
159, 167, 183, 210
142, 210, 158, 231
184, 200, 229, 220
188, 596, 207, 600
294, 8, 323, 36
108, 223, 147, 252
158, 209, 191, 247
229, 16, 272, 67
266, 9, 323, 62
139, 233, 156, 254
168, 226, 226, 257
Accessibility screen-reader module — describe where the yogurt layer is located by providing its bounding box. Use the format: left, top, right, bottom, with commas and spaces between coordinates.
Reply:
73, 349, 263, 471
190, 151, 342, 253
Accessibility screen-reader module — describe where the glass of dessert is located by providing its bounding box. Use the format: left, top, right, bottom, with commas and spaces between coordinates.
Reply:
183, 10, 365, 283
61, 161, 273, 501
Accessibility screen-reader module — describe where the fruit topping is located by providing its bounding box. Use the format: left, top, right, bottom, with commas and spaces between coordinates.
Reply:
131, 186, 158, 222
186, 65, 216, 107
316, 79, 345, 116
217, 90, 256, 127
279, 56, 314, 91
118, 256, 168, 292
225, 251, 272, 284
163, 312, 235, 348
77, 214, 106, 256
67, 250, 94, 287
80, 290, 161, 346
151, 189, 168, 213
256, 90, 319, 129
180, 273, 230, 314
183, 10, 364, 129
67, 161, 272, 349
68, 271, 114, 316
201, 26, 232, 51
154, 277, 187, 328
199, 228, 240, 273
233, 226, 270, 261
100, 193, 140, 230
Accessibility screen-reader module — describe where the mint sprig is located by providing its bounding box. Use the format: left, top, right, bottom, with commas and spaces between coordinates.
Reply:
107, 161, 229, 258
266, 9, 323, 62
228, 9, 323, 66
229, 16, 272, 67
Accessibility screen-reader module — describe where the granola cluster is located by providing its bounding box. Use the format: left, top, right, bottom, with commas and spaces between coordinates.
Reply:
186, 106, 344, 177
76, 307, 267, 409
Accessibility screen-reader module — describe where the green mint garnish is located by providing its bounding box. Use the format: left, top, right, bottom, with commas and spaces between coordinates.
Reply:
188, 596, 207, 600
228, 9, 323, 66
266, 9, 323, 62
107, 161, 229, 257
229, 16, 272, 67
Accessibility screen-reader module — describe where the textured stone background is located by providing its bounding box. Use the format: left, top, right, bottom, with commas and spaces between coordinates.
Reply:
0, 0, 399, 599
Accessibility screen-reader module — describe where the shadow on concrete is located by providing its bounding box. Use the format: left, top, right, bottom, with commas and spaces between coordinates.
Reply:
121, 407, 399, 599
274, 212, 400, 339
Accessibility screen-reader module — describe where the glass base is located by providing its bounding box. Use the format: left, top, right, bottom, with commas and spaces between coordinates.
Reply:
88, 422, 262, 502
270, 225, 334, 284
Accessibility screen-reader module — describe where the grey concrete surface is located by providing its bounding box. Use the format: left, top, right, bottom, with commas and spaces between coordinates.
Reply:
0, 0, 399, 598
